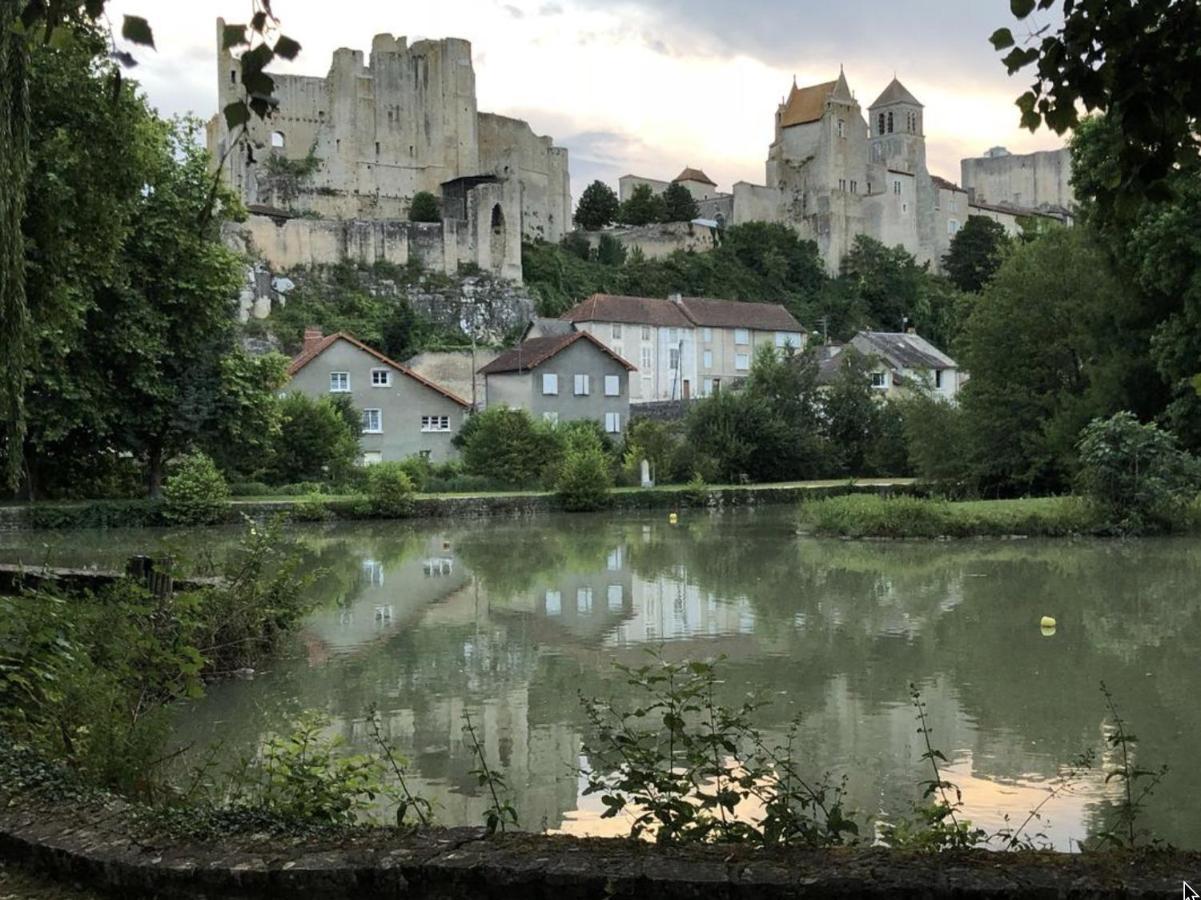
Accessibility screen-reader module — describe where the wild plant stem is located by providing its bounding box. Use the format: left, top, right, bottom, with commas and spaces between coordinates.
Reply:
912, 686, 959, 831
463, 709, 507, 833
369, 712, 429, 827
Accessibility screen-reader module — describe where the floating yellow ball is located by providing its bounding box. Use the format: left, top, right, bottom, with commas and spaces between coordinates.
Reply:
1040, 615, 1056, 629
668, 512, 678, 525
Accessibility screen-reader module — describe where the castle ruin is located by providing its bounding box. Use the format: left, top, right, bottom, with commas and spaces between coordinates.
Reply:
206, 22, 572, 282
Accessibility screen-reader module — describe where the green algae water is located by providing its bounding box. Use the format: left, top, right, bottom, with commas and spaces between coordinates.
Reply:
4, 509, 1200, 848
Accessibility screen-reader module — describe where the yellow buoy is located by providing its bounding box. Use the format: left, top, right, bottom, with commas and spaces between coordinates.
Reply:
668, 512, 678, 525
1040, 615, 1056, 629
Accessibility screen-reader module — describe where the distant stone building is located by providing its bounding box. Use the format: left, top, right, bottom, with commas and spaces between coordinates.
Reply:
206, 22, 571, 281
961, 146, 1073, 213
624, 71, 1073, 274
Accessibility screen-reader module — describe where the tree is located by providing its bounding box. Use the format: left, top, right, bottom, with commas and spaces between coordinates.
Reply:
1071, 115, 1201, 452
1, 7, 300, 489
574, 180, 619, 230
617, 184, 665, 226
837, 236, 928, 333
688, 346, 828, 483
993, 0, 1201, 198
661, 182, 699, 222
820, 349, 881, 476
0, 0, 30, 488
267, 394, 359, 484
409, 191, 441, 223
942, 216, 1010, 293
1075, 411, 1199, 533
957, 227, 1135, 494
596, 233, 626, 266
380, 300, 420, 361
454, 407, 563, 487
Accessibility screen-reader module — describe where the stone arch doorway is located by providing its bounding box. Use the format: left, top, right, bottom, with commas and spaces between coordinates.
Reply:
489, 203, 506, 272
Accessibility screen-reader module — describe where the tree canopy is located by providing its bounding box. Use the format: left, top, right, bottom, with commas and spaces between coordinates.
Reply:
574, 180, 619, 231
661, 182, 699, 222
942, 216, 1011, 293
994, 0, 1201, 199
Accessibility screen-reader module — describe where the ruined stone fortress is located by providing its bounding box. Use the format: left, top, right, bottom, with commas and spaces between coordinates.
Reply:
622, 71, 1074, 273
206, 21, 571, 282
207, 23, 1074, 287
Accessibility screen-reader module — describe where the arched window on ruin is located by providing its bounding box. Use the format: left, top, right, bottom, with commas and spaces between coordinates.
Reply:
887, 112, 893, 133
489, 204, 506, 273
271, 131, 285, 150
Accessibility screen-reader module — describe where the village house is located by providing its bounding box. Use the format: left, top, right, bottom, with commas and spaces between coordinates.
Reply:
561, 293, 805, 402
287, 329, 472, 463
478, 331, 635, 433
817, 330, 962, 401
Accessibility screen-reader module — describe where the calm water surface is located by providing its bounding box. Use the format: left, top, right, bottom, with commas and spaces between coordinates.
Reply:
4, 509, 1199, 848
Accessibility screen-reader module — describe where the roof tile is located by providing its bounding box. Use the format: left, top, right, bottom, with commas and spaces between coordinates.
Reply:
478, 331, 636, 375
288, 332, 471, 407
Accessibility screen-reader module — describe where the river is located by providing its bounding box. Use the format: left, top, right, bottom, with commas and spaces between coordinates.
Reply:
3, 508, 1198, 848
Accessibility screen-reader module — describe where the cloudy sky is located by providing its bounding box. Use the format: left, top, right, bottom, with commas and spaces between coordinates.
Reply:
108, 0, 1066, 201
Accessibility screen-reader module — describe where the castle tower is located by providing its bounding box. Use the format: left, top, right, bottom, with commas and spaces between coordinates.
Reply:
864, 77, 936, 267
868, 77, 925, 172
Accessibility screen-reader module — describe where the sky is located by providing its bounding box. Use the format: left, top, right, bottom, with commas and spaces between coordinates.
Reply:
107, 0, 1068, 203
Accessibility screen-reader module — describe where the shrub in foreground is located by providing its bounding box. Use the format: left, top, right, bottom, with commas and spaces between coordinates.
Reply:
366, 462, 415, 517
162, 452, 230, 525
1075, 411, 1200, 534
556, 441, 613, 511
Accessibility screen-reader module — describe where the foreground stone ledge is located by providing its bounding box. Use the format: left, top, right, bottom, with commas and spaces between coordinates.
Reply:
1, 800, 1198, 898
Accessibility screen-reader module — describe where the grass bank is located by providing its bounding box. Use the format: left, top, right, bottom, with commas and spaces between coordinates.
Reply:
1, 480, 918, 531
800, 494, 1104, 539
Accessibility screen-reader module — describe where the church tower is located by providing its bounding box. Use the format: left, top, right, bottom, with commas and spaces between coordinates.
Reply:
864, 77, 936, 266
868, 77, 926, 173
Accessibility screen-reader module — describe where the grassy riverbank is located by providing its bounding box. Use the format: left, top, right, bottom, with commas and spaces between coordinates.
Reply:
799, 493, 1201, 538
1, 479, 917, 531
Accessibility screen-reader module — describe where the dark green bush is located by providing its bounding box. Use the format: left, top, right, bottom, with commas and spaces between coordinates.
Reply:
228, 481, 273, 497
366, 462, 415, 517
162, 453, 230, 526
1076, 411, 1201, 533
555, 430, 613, 511
26, 499, 165, 530
455, 407, 564, 488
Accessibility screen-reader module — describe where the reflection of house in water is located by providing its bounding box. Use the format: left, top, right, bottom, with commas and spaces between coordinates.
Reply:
304, 533, 471, 655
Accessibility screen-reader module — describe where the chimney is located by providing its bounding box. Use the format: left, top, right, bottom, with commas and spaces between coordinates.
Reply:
303, 326, 324, 352
668, 293, 683, 304
906, 326, 917, 335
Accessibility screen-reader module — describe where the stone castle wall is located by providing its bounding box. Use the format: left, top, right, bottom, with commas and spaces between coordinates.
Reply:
961, 147, 1073, 211
207, 22, 570, 283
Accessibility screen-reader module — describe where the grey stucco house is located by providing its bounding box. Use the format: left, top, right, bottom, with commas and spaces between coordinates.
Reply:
287, 329, 471, 463
479, 331, 636, 434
